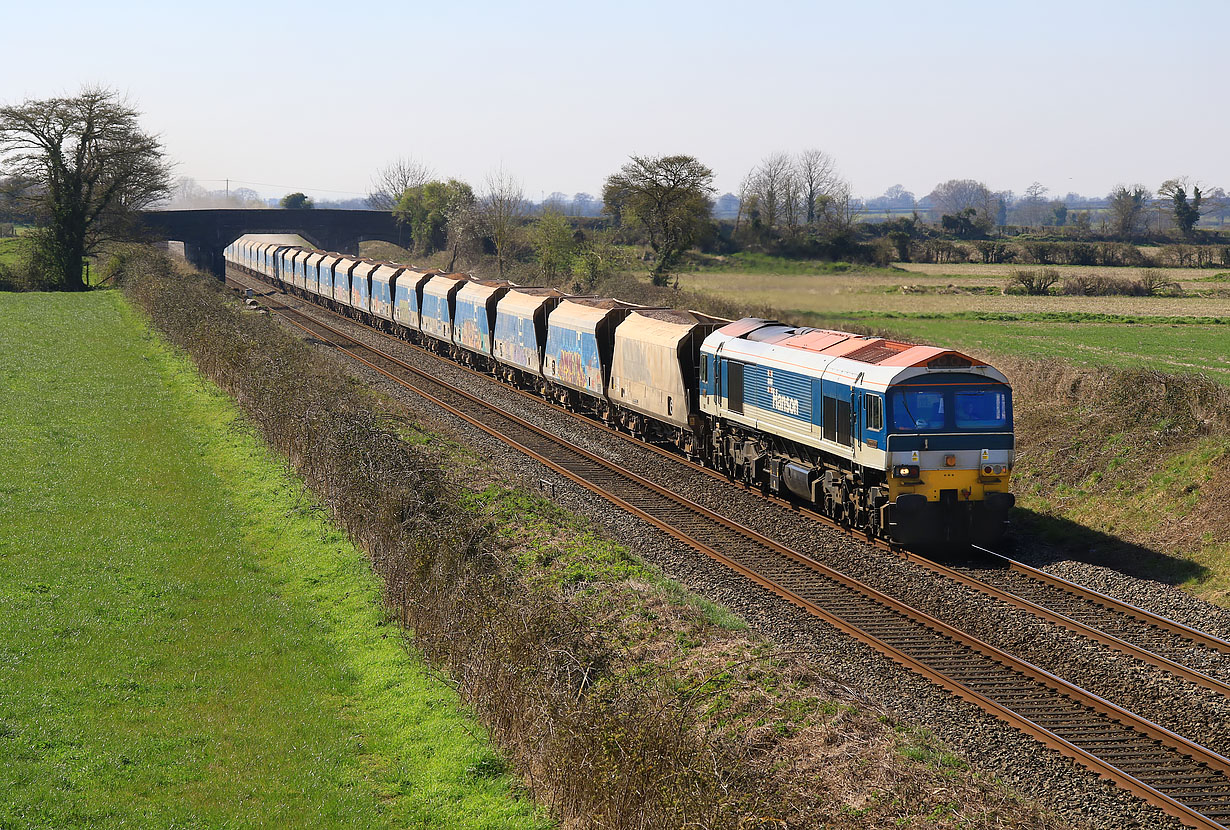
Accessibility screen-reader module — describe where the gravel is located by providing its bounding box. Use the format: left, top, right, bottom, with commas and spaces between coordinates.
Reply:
246, 276, 1220, 830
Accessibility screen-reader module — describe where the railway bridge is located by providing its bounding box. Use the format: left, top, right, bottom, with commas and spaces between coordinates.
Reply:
138, 209, 405, 276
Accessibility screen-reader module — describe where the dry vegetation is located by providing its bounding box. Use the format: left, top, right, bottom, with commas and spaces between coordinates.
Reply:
1002, 358, 1230, 599
112, 245, 1068, 829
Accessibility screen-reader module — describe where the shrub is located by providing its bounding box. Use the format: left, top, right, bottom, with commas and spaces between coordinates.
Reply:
117, 247, 758, 828
1136, 268, 1182, 296
1006, 268, 1060, 295
973, 240, 1011, 264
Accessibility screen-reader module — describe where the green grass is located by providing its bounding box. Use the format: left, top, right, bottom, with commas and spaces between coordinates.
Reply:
0, 236, 28, 268
464, 485, 747, 632
0, 290, 546, 829
780, 309, 1230, 382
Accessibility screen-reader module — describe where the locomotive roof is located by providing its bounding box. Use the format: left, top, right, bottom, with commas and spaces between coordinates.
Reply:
706, 318, 1008, 388
716, 318, 989, 370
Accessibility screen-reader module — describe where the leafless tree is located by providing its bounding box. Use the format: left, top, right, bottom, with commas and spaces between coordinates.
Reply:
749, 152, 793, 230
814, 179, 855, 231
1015, 181, 1049, 227
796, 149, 840, 225
734, 171, 757, 235
927, 179, 995, 224
781, 167, 802, 229
479, 169, 527, 277
0, 86, 172, 289
366, 156, 432, 210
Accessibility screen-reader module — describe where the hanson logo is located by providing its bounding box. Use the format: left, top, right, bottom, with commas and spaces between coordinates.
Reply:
766, 371, 801, 416
771, 390, 800, 416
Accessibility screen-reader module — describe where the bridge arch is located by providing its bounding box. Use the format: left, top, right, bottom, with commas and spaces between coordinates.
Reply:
139, 209, 407, 276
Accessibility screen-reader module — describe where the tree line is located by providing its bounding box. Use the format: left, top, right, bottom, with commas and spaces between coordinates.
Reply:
4, 85, 1228, 291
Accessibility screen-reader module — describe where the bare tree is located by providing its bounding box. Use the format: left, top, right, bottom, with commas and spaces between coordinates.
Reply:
749, 152, 793, 230
0, 86, 172, 289
1016, 181, 1049, 227
814, 179, 855, 231
781, 167, 802, 229
479, 169, 526, 278
571, 192, 596, 216
796, 149, 840, 225
734, 170, 757, 235
366, 157, 432, 210
927, 179, 995, 225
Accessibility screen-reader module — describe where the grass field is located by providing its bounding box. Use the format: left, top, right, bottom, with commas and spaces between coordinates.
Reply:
0, 290, 544, 829
674, 269, 1230, 381
0, 236, 27, 268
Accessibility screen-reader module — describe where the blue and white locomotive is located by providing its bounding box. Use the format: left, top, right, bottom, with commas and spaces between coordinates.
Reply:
224, 236, 1015, 547
699, 319, 1014, 544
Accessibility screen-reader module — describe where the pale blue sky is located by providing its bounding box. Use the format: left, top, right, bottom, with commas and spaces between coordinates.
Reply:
3, 0, 1224, 203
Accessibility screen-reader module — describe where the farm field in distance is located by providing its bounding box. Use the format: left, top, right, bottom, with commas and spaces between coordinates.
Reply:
0, 291, 541, 829
675, 262, 1230, 382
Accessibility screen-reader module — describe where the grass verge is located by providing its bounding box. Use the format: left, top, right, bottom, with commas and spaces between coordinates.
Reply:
0, 289, 542, 828
115, 247, 1070, 828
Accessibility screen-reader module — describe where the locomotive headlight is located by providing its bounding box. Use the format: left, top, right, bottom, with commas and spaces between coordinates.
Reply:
983, 465, 994, 475
944, 455, 957, 467
894, 465, 920, 478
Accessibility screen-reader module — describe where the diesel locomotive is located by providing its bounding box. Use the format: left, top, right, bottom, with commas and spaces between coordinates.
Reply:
225, 235, 1015, 546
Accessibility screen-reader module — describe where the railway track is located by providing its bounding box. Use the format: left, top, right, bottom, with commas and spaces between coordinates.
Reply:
230, 270, 1230, 697
228, 270, 1230, 829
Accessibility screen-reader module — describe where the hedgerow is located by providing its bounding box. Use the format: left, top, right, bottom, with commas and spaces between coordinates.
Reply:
113, 246, 1065, 829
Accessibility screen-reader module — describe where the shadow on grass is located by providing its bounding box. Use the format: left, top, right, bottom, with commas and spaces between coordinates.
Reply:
1007, 507, 1209, 587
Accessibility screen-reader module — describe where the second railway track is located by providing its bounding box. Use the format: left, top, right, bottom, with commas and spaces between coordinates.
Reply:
230, 271, 1230, 829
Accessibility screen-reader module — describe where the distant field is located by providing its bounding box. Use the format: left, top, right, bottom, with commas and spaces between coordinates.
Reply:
674, 269, 1230, 382
894, 261, 1226, 288
0, 237, 27, 267
798, 312, 1229, 380
0, 291, 541, 829
675, 269, 1230, 317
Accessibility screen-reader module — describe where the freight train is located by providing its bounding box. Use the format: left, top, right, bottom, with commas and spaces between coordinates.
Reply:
224, 235, 1016, 546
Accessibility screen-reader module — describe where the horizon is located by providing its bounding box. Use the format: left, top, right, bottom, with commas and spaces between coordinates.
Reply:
4, 0, 1226, 208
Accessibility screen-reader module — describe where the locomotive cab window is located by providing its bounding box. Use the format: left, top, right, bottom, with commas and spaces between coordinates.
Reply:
863, 395, 883, 431
954, 389, 1008, 429
700, 356, 708, 384
891, 390, 946, 431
